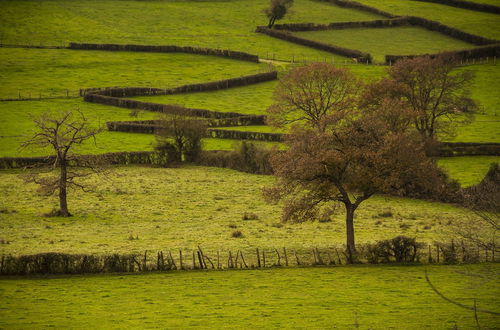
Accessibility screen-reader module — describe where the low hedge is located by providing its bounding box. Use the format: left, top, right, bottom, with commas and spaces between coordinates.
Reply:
386, 43, 500, 64
321, 0, 396, 18
411, 0, 500, 14
271, 18, 409, 32
82, 71, 278, 98
69, 43, 259, 63
255, 27, 372, 62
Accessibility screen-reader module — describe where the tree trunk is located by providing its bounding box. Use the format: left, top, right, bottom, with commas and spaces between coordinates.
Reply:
59, 160, 70, 217
345, 203, 356, 263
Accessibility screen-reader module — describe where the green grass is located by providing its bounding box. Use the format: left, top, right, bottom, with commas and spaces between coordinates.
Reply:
294, 26, 473, 63
0, 264, 498, 328
356, 0, 500, 40
0, 48, 267, 99
438, 156, 499, 186
0, 165, 479, 256
0, 0, 385, 61
466, 0, 500, 5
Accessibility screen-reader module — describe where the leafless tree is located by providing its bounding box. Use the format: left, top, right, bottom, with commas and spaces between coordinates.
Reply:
21, 110, 103, 217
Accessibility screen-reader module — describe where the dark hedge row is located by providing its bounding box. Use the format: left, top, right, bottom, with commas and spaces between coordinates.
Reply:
82, 71, 278, 98
321, 0, 395, 18
436, 142, 500, 157
0, 151, 161, 169
386, 43, 500, 63
207, 129, 283, 142
1, 238, 493, 275
411, 0, 500, 14
85, 95, 252, 119
406, 16, 498, 45
105, 122, 282, 142
68, 42, 259, 63
255, 27, 372, 63
271, 18, 409, 32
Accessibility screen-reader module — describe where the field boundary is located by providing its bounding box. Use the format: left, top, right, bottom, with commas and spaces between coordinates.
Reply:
411, 0, 500, 14
68, 43, 260, 63
0, 241, 495, 275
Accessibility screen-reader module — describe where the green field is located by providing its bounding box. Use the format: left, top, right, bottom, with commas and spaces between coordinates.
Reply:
295, 26, 473, 63
356, 0, 500, 40
0, 165, 482, 256
0, 0, 385, 61
438, 156, 500, 186
0, 48, 267, 99
0, 264, 498, 329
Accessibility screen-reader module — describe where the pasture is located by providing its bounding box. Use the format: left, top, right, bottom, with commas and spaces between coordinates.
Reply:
0, 265, 498, 329
0, 0, 499, 328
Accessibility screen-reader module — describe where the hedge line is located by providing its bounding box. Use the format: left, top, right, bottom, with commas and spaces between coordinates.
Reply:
271, 18, 410, 32
411, 0, 500, 14
207, 129, 283, 142
105, 122, 282, 142
0, 151, 160, 169
82, 71, 278, 98
405, 16, 498, 45
386, 43, 500, 64
68, 42, 259, 63
255, 27, 372, 62
435, 142, 500, 157
1, 239, 494, 275
321, 0, 396, 18
86, 95, 255, 119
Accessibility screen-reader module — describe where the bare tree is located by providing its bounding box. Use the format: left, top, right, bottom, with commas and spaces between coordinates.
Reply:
267, 62, 360, 131
155, 112, 207, 163
264, 0, 294, 28
21, 110, 102, 217
373, 56, 476, 141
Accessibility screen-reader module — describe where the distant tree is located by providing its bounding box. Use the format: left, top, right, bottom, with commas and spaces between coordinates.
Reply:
266, 62, 360, 131
155, 112, 207, 163
367, 56, 476, 141
21, 110, 102, 217
264, 0, 294, 28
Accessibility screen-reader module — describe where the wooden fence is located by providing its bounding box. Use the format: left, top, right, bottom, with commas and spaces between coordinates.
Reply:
0, 240, 496, 275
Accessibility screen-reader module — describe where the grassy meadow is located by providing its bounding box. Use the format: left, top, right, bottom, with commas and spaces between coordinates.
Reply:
0, 165, 485, 256
0, 0, 499, 327
356, 0, 500, 40
294, 26, 474, 63
0, 264, 498, 329
0, 0, 385, 61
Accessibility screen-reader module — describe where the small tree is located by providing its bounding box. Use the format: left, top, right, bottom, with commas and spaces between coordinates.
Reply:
267, 62, 360, 131
264, 0, 294, 28
155, 112, 207, 163
21, 110, 102, 217
375, 56, 476, 141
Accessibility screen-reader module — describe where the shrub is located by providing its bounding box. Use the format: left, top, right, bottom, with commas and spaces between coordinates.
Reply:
242, 212, 259, 220
231, 230, 244, 238
362, 236, 423, 263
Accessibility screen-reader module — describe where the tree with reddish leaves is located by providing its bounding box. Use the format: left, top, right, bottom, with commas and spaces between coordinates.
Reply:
266, 62, 360, 131
265, 63, 450, 262
367, 56, 476, 141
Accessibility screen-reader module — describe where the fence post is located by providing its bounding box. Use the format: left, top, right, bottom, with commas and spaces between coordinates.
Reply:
283, 247, 288, 266
256, 248, 261, 268
179, 249, 183, 270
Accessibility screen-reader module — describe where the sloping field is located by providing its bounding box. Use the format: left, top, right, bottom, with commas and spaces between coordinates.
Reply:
0, 0, 385, 61
0, 265, 498, 329
0, 165, 484, 256
355, 0, 500, 39
294, 26, 474, 63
